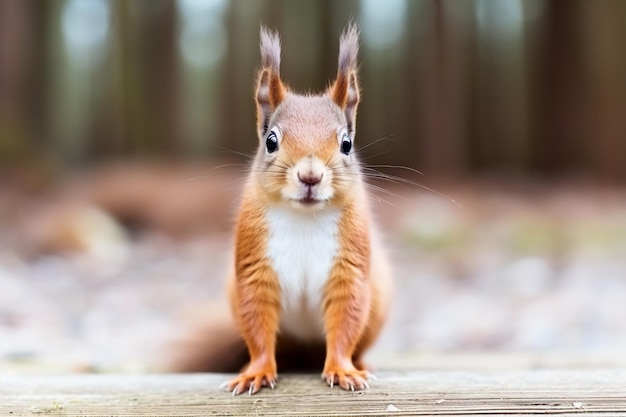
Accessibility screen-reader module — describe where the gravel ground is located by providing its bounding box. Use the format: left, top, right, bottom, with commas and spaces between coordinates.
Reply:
1, 171, 625, 373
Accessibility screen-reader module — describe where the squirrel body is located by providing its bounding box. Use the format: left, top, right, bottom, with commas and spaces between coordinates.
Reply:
224, 25, 391, 395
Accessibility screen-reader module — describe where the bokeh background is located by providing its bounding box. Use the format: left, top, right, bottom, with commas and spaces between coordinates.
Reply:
2, 0, 626, 177
1, 0, 625, 373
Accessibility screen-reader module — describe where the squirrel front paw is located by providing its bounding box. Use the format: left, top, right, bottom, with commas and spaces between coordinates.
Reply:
223, 367, 277, 396
321, 364, 371, 391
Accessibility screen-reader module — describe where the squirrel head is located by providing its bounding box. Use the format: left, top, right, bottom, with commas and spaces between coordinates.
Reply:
252, 24, 362, 210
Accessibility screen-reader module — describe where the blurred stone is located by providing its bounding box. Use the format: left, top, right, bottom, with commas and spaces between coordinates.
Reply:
504, 256, 553, 298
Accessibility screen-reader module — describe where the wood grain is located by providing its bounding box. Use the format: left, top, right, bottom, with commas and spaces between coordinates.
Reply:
1, 371, 625, 416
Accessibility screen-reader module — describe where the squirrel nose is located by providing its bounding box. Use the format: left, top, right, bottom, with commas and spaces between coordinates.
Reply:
298, 172, 322, 186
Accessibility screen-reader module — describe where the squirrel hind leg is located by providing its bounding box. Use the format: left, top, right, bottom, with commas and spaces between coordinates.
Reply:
350, 257, 393, 373
350, 314, 384, 372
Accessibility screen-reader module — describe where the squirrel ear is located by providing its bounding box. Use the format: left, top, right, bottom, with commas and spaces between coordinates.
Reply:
330, 24, 360, 137
256, 27, 285, 137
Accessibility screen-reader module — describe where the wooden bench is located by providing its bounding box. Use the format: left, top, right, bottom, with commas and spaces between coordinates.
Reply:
2, 370, 625, 416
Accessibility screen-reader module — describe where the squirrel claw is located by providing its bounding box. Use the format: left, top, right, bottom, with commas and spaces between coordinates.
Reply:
225, 370, 277, 396
322, 366, 370, 392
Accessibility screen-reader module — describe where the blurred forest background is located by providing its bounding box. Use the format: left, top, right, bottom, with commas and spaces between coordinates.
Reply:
1, 0, 625, 179
1, 0, 626, 373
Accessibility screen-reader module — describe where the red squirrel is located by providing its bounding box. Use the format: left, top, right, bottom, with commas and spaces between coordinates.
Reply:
220, 24, 392, 395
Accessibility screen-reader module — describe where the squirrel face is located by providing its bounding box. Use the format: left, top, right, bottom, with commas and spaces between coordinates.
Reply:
252, 26, 361, 210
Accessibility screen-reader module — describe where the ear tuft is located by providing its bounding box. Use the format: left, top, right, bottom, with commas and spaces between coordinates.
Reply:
260, 26, 281, 74
256, 26, 285, 137
331, 24, 360, 137
338, 23, 359, 74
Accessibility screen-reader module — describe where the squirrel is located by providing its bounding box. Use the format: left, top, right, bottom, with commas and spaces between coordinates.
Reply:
223, 24, 392, 395
167, 24, 392, 396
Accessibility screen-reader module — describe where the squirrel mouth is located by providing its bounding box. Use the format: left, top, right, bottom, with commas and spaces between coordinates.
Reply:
298, 197, 319, 206
294, 188, 323, 206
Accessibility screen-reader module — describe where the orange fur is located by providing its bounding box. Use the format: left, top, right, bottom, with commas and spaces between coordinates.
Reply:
226, 189, 280, 395
269, 72, 286, 108
224, 25, 391, 395
332, 73, 349, 107
321, 199, 372, 390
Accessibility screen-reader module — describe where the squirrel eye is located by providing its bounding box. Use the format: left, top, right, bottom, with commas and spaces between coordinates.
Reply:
265, 131, 278, 154
340, 133, 352, 155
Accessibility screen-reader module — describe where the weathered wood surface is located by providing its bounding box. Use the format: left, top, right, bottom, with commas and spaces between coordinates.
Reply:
1, 371, 625, 416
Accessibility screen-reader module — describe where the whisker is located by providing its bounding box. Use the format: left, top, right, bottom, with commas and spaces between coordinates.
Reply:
366, 184, 400, 207
216, 146, 256, 160
363, 183, 409, 201
247, 168, 286, 175
271, 161, 292, 171
366, 192, 395, 207
283, 151, 297, 169
185, 166, 289, 182
357, 134, 395, 151
337, 165, 463, 209
184, 171, 248, 182
184, 175, 211, 182
213, 163, 250, 170
361, 170, 422, 187
365, 165, 424, 176
373, 176, 463, 209
358, 148, 394, 161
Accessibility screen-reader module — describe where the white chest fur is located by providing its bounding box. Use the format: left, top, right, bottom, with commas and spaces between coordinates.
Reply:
265, 206, 340, 341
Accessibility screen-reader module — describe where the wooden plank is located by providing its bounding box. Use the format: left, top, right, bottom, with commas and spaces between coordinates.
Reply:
1, 371, 625, 416
370, 350, 626, 371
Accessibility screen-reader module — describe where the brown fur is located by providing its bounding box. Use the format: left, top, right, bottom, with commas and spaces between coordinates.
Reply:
219, 25, 391, 395
225, 189, 280, 392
